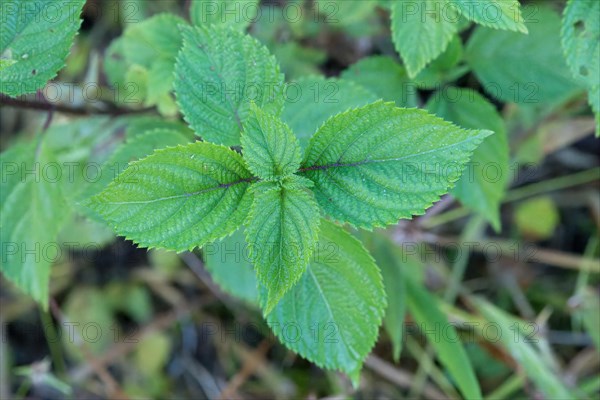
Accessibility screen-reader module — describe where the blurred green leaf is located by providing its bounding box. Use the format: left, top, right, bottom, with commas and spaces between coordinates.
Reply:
405, 277, 481, 399
467, 6, 583, 104
426, 87, 509, 231
0, 138, 69, 308
204, 228, 258, 304
341, 56, 419, 107
561, 0, 600, 136
281, 76, 378, 148
474, 298, 574, 399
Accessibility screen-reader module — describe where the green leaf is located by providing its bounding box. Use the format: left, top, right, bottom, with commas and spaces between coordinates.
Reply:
122, 14, 186, 107
174, 25, 285, 146
190, 0, 259, 31
246, 183, 320, 314
86, 127, 193, 198
391, 0, 459, 77
241, 104, 302, 180
474, 298, 574, 399
448, 0, 527, 33
413, 36, 469, 89
204, 228, 258, 304
579, 287, 600, 350
426, 87, 509, 231
0, 0, 86, 96
365, 232, 410, 362
281, 76, 379, 148
405, 277, 481, 400
340, 56, 419, 107
300, 101, 492, 229
88, 142, 253, 251
1, 139, 69, 308
266, 219, 386, 383
466, 6, 583, 104
561, 0, 600, 136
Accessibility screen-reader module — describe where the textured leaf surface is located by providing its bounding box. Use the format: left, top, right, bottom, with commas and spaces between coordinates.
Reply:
449, 0, 527, 33
475, 298, 574, 399
241, 104, 302, 180
0, 0, 85, 96
0, 139, 69, 307
406, 277, 481, 400
561, 0, 600, 135
391, 0, 459, 77
281, 76, 378, 148
246, 184, 320, 314
174, 25, 284, 145
266, 219, 385, 382
88, 127, 192, 198
89, 142, 253, 251
300, 101, 492, 229
190, 0, 259, 30
467, 7, 582, 104
204, 228, 258, 304
427, 87, 509, 231
341, 56, 418, 107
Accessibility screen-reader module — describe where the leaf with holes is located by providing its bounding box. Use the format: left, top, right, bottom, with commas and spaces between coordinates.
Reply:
561, 0, 600, 136
0, 0, 86, 96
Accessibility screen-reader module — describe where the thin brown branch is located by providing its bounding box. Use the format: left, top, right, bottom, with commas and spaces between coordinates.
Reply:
0, 93, 155, 116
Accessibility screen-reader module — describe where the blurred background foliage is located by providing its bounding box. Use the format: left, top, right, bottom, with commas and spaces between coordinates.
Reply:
1, 0, 599, 399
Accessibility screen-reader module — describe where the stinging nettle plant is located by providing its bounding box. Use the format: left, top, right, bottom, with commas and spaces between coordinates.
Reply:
86, 23, 491, 381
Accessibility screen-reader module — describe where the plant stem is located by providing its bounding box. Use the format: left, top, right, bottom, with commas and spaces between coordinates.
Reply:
0, 93, 154, 116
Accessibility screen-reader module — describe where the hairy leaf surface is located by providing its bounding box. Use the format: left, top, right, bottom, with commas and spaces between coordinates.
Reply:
301, 101, 492, 229
241, 104, 302, 180
266, 219, 385, 383
246, 184, 320, 314
174, 25, 284, 145
89, 142, 253, 251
